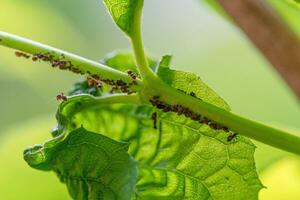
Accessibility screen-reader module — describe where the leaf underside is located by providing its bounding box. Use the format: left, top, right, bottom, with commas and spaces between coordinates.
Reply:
24, 53, 263, 199
103, 0, 143, 36
24, 127, 137, 200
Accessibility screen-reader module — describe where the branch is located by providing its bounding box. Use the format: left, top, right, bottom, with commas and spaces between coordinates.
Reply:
0, 31, 142, 88
130, 0, 155, 79
144, 75, 300, 155
217, 0, 300, 99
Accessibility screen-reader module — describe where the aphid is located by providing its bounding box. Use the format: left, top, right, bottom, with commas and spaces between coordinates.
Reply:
15, 51, 30, 59
190, 92, 196, 97
151, 112, 157, 129
223, 127, 229, 132
91, 74, 100, 80
32, 56, 38, 61
227, 133, 238, 142
56, 92, 68, 101
116, 79, 127, 86
70, 67, 81, 74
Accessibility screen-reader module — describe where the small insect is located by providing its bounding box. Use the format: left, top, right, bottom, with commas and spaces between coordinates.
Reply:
127, 70, 137, 79
56, 92, 68, 101
116, 79, 127, 86
190, 92, 196, 97
151, 112, 158, 129
227, 133, 238, 142
70, 67, 81, 74
87, 76, 102, 87
127, 70, 137, 85
32, 56, 38, 61
15, 51, 30, 59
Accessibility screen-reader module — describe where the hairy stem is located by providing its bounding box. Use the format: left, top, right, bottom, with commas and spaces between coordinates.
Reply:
144, 76, 300, 155
0, 31, 142, 88
130, 1, 156, 79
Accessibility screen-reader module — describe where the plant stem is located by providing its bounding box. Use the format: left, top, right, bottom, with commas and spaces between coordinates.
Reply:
144, 76, 300, 155
2, 32, 300, 155
216, 0, 300, 99
0, 31, 142, 88
130, 1, 156, 79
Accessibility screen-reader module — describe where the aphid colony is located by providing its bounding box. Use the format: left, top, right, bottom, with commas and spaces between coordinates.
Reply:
14, 51, 138, 95
15, 51, 84, 74
150, 96, 238, 142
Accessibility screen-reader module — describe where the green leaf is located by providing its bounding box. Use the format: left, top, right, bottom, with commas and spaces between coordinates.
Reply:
52, 93, 262, 199
69, 79, 103, 96
158, 54, 172, 69
157, 59, 230, 111
103, 0, 144, 36
100, 51, 157, 73
24, 127, 138, 200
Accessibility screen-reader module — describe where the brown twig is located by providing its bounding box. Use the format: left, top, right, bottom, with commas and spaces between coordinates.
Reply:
217, 0, 300, 99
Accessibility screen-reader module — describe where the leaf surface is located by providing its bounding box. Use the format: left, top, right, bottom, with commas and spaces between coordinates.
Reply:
103, 0, 143, 36
50, 92, 262, 199
25, 53, 262, 199
100, 51, 157, 74
157, 58, 230, 111
24, 127, 137, 200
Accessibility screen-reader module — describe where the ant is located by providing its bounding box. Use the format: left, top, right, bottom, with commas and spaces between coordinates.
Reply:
127, 70, 137, 85
56, 92, 68, 101
87, 76, 102, 87
151, 112, 158, 129
227, 133, 238, 142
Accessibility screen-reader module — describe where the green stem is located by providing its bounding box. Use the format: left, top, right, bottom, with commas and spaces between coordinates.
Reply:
130, 1, 156, 79
144, 76, 300, 155
0, 31, 142, 88
2, 32, 300, 155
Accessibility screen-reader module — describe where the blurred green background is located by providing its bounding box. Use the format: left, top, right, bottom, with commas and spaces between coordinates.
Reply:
0, 0, 299, 199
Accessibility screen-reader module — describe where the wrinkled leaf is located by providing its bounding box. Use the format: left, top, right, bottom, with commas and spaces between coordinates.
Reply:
24, 127, 137, 200
51, 92, 262, 199
25, 51, 262, 199
103, 0, 144, 36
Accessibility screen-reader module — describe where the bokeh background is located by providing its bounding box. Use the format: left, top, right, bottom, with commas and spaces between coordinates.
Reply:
0, 0, 299, 199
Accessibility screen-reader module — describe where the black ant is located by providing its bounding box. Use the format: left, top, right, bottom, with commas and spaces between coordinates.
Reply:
227, 133, 238, 142
56, 92, 68, 101
151, 112, 158, 129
